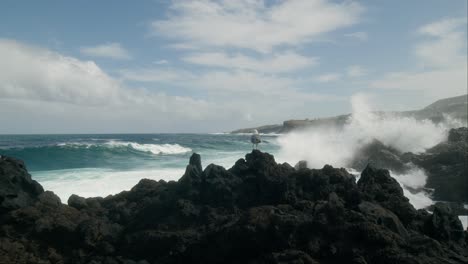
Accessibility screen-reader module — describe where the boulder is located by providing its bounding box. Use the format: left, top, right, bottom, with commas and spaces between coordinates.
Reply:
0, 155, 43, 213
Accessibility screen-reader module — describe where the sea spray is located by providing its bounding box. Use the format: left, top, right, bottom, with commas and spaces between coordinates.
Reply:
350, 165, 433, 209
276, 93, 455, 209
276, 94, 450, 168
390, 168, 433, 209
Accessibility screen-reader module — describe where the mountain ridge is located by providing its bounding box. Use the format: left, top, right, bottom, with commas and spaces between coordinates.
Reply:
231, 94, 468, 134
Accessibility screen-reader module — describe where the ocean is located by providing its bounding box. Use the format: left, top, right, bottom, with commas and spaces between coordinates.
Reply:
2, 131, 467, 231
0, 133, 280, 201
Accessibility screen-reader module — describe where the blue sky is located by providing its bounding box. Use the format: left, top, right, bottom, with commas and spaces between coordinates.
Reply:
0, 0, 466, 133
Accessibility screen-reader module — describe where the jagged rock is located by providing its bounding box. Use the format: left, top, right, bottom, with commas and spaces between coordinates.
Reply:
348, 127, 468, 204
349, 139, 409, 173
424, 203, 465, 243
38, 191, 62, 207
294, 160, 308, 170
0, 151, 467, 263
358, 164, 417, 225
418, 128, 468, 203
448, 127, 468, 142
68, 194, 88, 210
0, 155, 43, 213
358, 201, 408, 238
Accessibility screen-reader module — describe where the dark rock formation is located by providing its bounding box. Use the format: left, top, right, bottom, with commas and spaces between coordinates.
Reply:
0, 151, 467, 263
0, 155, 43, 213
415, 127, 468, 203
350, 139, 410, 174
351, 127, 467, 204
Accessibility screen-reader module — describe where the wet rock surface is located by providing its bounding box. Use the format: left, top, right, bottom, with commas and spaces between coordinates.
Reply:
0, 150, 467, 263
350, 127, 468, 204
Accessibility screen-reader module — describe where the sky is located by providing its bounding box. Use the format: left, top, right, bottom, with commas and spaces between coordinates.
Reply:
0, 0, 467, 134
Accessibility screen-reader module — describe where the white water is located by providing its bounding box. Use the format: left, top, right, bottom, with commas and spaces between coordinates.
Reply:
391, 168, 433, 209
276, 94, 457, 209
277, 94, 449, 168
57, 141, 192, 155
106, 141, 192, 155
459, 216, 468, 230
34, 167, 185, 202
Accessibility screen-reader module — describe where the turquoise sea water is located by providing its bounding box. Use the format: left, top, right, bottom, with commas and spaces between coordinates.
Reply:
0, 134, 280, 201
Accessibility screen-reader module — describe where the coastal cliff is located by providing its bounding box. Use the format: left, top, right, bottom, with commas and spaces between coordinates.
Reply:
0, 151, 467, 264
231, 94, 467, 134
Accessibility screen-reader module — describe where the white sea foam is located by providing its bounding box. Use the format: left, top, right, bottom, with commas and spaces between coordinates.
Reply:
105, 141, 192, 155
277, 93, 460, 210
276, 94, 450, 168
33, 168, 185, 202
55, 141, 192, 155
230, 132, 282, 137
459, 216, 468, 230
358, 168, 434, 210
347, 166, 433, 209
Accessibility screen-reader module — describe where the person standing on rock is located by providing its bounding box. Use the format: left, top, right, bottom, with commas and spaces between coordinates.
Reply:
251, 129, 261, 149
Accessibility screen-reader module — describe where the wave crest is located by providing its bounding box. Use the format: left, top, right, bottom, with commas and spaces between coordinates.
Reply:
56, 141, 192, 155
106, 141, 191, 155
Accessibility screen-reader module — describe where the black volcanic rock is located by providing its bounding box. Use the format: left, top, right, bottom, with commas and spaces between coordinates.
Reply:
349, 139, 410, 173
408, 127, 468, 203
347, 127, 468, 204
0, 155, 43, 213
358, 165, 417, 225
448, 127, 468, 142
0, 151, 467, 264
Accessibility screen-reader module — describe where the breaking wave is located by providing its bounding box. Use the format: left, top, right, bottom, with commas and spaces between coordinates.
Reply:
103, 141, 192, 155
276, 94, 459, 210
23, 141, 192, 155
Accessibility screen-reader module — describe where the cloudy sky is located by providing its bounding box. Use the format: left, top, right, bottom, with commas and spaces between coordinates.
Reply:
0, 0, 466, 134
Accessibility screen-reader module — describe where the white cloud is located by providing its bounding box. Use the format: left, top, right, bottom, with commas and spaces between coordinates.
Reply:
316, 73, 341, 83
418, 17, 466, 36
347, 65, 367, 77
416, 17, 467, 69
370, 68, 467, 98
344, 31, 368, 41
0, 39, 221, 124
80, 42, 132, 60
151, 0, 363, 53
153, 59, 169, 65
0, 39, 122, 105
119, 68, 195, 83
120, 67, 300, 97
0, 39, 342, 133
191, 70, 296, 95
371, 17, 467, 100
182, 51, 317, 73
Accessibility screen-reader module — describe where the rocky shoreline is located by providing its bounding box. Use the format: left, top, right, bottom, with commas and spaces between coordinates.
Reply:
349, 127, 468, 205
1, 149, 467, 263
